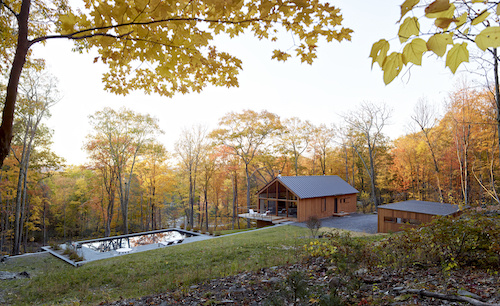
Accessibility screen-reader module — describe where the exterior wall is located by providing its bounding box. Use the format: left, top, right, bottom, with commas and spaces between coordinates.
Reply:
297, 193, 357, 222
377, 208, 433, 233
377, 208, 463, 233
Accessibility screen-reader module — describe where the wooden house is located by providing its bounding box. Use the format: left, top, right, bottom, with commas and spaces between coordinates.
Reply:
377, 200, 462, 233
249, 175, 358, 224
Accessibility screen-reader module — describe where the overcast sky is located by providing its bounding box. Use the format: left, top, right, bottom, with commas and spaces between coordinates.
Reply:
31, 0, 466, 166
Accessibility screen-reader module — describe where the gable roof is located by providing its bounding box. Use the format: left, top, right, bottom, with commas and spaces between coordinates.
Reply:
273, 175, 358, 199
378, 200, 461, 216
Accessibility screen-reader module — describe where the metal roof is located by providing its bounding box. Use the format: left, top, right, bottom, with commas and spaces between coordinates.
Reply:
276, 175, 358, 199
377, 200, 461, 216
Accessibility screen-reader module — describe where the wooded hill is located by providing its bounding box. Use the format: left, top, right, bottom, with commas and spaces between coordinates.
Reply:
1, 81, 500, 255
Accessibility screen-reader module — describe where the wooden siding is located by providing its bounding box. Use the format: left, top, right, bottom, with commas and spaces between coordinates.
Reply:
297, 194, 357, 222
377, 207, 462, 233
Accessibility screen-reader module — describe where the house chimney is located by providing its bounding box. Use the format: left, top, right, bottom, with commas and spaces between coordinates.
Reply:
278, 170, 282, 177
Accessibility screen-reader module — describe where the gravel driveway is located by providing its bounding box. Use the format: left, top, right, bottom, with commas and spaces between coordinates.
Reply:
292, 213, 378, 234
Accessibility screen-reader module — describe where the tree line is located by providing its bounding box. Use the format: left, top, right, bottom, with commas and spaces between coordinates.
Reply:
1, 70, 499, 255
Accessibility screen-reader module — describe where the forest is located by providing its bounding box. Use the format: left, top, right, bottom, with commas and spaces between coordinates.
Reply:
1, 65, 499, 256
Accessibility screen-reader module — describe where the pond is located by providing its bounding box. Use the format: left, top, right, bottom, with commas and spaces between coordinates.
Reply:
78, 229, 198, 253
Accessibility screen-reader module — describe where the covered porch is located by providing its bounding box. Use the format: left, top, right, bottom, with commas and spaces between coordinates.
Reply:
256, 179, 299, 219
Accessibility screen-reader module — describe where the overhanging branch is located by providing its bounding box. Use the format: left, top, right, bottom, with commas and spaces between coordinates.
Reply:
29, 16, 267, 45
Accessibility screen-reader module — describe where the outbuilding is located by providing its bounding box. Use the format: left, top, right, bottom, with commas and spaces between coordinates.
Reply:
377, 200, 463, 233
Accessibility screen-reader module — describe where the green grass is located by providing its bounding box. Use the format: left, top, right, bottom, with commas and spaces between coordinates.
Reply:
1, 225, 314, 305
215, 227, 259, 235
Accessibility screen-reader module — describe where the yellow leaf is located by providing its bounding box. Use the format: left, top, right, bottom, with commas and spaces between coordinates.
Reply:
427, 33, 453, 57
59, 13, 77, 35
475, 26, 500, 51
435, 18, 455, 29
446, 42, 469, 73
455, 12, 467, 28
382, 52, 404, 84
471, 10, 490, 26
271, 49, 291, 62
497, 3, 500, 16
426, 3, 455, 19
369, 39, 390, 68
402, 38, 427, 65
399, 0, 420, 22
425, 0, 450, 14
399, 17, 420, 43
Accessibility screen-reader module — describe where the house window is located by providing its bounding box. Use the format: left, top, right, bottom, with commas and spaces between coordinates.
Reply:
409, 219, 421, 225
384, 217, 396, 223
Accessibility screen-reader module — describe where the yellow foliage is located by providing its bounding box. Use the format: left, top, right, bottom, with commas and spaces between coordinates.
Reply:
446, 42, 469, 73
455, 12, 467, 28
434, 17, 454, 29
399, 0, 420, 22
402, 38, 427, 65
425, 0, 451, 16
369, 39, 390, 68
382, 52, 404, 85
475, 26, 500, 51
271, 50, 292, 62
398, 17, 420, 43
471, 10, 490, 26
373, 0, 500, 84
425, 3, 455, 19
426, 33, 453, 57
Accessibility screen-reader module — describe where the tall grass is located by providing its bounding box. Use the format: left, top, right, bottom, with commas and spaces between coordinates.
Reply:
3, 225, 312, 305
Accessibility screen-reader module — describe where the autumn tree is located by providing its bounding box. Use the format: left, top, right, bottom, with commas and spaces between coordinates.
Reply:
411, 98, 444, 202
85, 107, 162, 235
0, 0, 352, 167
312, 123, 335, 175
344, 102, 392, 207
199, 144, 218, 232
211, 110, 282, 227
175, 125, 207, 228
135, 141, 170, 231
10, 67, 59, 255
279, 117, 313, 176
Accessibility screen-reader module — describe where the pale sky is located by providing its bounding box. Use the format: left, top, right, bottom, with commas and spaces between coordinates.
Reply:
31, 0, 464, 166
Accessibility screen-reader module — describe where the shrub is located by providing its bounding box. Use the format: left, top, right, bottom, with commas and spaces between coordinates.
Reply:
305, 231, 370, 275
50, 243, 61, 251
62, 243, 83, 262
306, 216, 321, 238
374, 212, 500, 270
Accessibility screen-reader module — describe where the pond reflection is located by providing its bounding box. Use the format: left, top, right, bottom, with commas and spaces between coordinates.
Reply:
81, 230, 189, 252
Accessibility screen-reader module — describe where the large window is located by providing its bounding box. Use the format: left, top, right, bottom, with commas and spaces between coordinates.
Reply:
288, 202, 297, 218
257, 181, 298, 218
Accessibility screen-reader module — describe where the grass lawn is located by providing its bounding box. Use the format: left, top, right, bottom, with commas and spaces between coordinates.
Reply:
1, 225, 318, 305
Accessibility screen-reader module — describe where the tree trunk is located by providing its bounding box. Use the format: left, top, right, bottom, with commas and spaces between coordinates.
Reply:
367, 137, 379, 207
232, 171, 237, 230
13, 152, 27, 254
0, 0, 32, 167
204, 187, 209, 232
245, 163, 251, 228
189, 170, 194, 228
494, 48, 500, 173
344, 145, 349, 182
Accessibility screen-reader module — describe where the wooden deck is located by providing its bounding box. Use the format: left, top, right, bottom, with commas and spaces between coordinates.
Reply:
332, 212, 350, 217
238, 213, 297, 225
